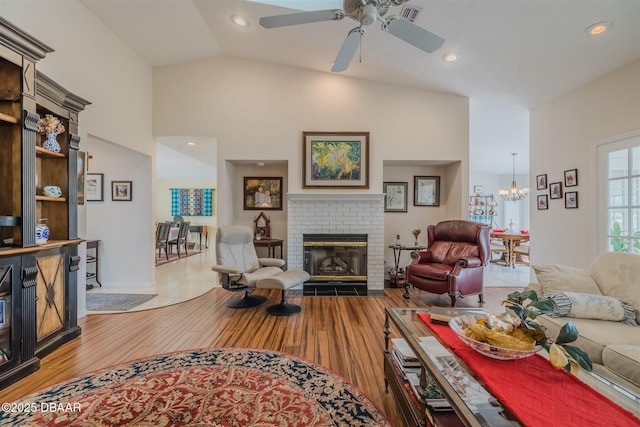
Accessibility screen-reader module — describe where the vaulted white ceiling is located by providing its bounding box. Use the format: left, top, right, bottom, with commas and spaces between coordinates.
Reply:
81, 0, 640, 175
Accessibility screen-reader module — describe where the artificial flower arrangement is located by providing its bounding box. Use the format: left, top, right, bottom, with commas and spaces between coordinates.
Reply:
465, 290, 592, 373
36, 114, 65, 134
411, 229, 421, 244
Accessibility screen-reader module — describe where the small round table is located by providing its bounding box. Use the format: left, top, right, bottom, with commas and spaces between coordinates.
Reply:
388, 244, 426, 287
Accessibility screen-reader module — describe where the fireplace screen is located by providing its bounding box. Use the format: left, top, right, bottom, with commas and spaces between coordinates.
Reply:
303, 234, 367, 282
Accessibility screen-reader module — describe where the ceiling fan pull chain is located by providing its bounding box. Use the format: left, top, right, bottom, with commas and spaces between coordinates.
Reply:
359, 29, 363, 63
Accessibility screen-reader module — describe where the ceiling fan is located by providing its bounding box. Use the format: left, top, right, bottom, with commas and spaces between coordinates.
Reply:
259, 0, 445, 72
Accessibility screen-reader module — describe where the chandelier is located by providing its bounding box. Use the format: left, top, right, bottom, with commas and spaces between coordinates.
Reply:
499, 153, 528, 202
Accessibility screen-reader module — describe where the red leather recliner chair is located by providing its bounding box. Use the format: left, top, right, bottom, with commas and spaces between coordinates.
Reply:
405, 220, 491, 306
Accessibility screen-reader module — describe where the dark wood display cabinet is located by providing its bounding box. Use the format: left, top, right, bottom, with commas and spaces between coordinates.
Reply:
0, 18, 90, 388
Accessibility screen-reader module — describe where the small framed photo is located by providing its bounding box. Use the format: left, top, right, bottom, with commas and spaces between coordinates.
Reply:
414, 176, 440, 206
536, 174, 548, 190
565, 191, 578, 209
564, 169, 578, 187
383, 182, 408, 212
112, 181, 132, 201
244, 177, 283, 210
85, 173, 104, 202
473, 185, 483, 194
549, 182, 563, 199
537, 194, 548, 210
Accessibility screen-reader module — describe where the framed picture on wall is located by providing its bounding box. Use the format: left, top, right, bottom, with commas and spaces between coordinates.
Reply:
383, 182, 408, 212
244, 177, 283, 210
537, 194, 548, 210
302, 131, 369, 188
85, 173, 104, 202
564, 169, 578, 187
112, 181, 132, 201
536, 174, 547, 190
549, 182, 562, 199
414, 176, 440, 206
565, 191, 578, 208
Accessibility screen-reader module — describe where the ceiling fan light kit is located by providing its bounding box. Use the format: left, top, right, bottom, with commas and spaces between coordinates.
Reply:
259, 0, 445, 72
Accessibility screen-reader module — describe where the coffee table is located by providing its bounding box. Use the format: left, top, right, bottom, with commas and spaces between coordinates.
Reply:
384, 307, 640, 427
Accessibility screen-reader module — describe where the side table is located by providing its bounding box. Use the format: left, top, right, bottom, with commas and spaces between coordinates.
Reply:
86, 240, 101, 289
253, 238, 283, 259
388, 244, 426, 288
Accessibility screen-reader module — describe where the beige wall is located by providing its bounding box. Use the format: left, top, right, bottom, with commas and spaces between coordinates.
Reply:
530, 60, 640, 268
153, 56, 471, 227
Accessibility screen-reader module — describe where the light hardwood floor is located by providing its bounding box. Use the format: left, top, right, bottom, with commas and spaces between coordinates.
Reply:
0, 246, 528, 426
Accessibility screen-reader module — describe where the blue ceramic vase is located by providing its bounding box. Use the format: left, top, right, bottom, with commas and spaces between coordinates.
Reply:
43, 132, 61, 152
35, 218, 50, 245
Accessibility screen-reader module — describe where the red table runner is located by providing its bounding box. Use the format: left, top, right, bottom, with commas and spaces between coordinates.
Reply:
417, 313, 639, 427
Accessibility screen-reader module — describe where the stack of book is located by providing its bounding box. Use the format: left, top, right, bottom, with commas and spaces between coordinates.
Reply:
391, 338, 452, 412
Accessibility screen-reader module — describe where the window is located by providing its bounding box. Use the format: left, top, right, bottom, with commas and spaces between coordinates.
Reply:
598, 134, 640, 254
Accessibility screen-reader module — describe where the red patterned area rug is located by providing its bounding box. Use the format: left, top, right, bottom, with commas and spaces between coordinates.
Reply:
155, 250, 200, 266
3, 348, 391, 426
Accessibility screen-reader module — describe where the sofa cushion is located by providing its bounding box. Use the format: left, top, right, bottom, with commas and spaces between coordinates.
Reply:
445, 242, 480, 265
537, 315, 640, 364
588, 252, 640, 324
532, 264, 602, 295
601, 345, 640, 387
545, 291, 638, 326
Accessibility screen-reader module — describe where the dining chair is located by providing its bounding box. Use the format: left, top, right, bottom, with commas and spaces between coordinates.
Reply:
155, 222, 171, 261
169, 221, 190, 257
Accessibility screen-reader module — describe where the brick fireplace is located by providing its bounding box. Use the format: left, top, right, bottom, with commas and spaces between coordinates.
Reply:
287, 194, 385, 292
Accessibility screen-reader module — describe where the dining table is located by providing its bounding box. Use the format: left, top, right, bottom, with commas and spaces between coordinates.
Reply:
490, 231, 530, 268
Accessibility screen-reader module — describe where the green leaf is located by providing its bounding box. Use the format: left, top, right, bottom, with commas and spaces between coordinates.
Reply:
519, 289, 539, 302
556, 322, 580, 345
528, 299, 556, 314
563, 344, 593, 371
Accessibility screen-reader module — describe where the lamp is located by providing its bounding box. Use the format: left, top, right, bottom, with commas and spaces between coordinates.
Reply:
499, 153, 528, 202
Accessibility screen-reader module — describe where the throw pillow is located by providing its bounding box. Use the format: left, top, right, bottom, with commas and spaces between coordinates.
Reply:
532, 264, 602, 295
545, 291, 638, 326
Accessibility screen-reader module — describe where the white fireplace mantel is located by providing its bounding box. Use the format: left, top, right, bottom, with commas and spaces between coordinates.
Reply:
288, 193, 385, 201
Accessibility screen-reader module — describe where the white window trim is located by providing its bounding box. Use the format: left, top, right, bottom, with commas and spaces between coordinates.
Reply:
592, 129, 640, 258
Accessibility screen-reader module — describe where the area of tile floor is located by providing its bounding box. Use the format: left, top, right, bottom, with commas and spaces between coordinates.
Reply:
86, 245, 531, 313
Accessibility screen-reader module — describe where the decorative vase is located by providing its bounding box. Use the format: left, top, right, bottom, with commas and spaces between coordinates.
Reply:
43, 132, 61, 152
35, 218, 50, 245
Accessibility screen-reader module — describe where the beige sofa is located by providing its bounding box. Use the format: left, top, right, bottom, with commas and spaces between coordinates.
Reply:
526, 252, 640, 390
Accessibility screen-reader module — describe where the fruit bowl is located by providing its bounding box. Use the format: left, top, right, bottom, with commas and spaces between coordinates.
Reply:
449, 315, 541, 360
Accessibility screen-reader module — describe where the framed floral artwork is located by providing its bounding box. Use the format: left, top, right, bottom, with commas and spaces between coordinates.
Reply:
537, 194, 548, 210
383, 182, 408, 212
549, 182, 562, 199
564, 169, 578, 187
414, 176, 440, 206
536, 174, 547, 190
565, 191, 578, 208
303, 131, 369, 188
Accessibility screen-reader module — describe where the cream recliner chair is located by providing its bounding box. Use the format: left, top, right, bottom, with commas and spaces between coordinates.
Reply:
211, 225, 309, 316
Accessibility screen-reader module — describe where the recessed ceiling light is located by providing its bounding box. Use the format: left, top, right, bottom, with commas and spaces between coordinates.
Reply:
585, 21, 611, 36
231, 15, 249, 27
186, 141, 196, 146
257, 162, 265, 167
442, 52, 460, 62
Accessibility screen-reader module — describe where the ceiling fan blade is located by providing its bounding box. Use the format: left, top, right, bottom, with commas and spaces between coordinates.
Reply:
383, 16, 445, 53
332, 28, 365, 73
259, 9, 344, 28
